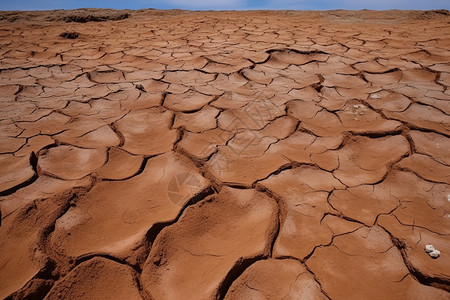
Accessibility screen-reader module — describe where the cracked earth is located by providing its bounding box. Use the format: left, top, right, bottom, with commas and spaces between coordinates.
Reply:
0, 8, 449, 300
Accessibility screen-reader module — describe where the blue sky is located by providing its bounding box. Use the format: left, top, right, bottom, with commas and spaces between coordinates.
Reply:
1, 0, 449, 11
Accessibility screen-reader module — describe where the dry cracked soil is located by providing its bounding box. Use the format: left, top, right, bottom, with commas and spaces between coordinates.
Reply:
0, 7, 449, 300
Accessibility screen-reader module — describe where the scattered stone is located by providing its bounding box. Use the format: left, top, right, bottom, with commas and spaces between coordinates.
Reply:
59, 32, 79, 39
425, 245, 441, 258
135, 83, 146, 92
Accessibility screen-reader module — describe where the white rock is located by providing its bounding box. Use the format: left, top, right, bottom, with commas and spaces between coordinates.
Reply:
429, 250, 440, 258
425, 244, 436, 253
425, 245, 441, 258
352, 104, 364, 109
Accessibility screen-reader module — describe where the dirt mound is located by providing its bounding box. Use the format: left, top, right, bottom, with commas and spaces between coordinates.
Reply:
0, 8, 131, 23
59, 31, 79, 39
61, 9, 130, 23
418, 9, 450, 19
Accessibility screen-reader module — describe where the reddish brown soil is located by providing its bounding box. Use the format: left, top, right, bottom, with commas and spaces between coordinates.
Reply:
0, 8, 449, 299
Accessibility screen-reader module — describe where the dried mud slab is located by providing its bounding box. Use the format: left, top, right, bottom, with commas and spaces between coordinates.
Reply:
38, 145, 107, 180
307, 227, 449, 299
178, 128, 233, 160
206, 149, 290, 186
164, 91, 214, 112
331, 135, 410, 186
0, 154, 35, 195
259, 166, 361, 259
396, 154, 450, 184
49, 152, 209, 262
115, 108, 178, 156
54, 125, 120, 149
378, 215, 450, 291
95, 148, 143, 180
15, 135, 54, 157
299, 104, 403, 137
265, 131, 344, 171
385, 103, 450, 135
0, 193, 74, 299
0, 175, 91, 219
173, 105, 220, 133
329, 170, 448, 226
224, 259, 327, 300
141, 188, 278, 299
0, 210, 46, 299
17, 112, 71, 137
45, 257, 141, 300
409, 130, 450, 165
1, 8, 450, 300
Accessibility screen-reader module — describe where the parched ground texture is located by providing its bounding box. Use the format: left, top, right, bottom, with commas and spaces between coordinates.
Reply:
0, 8, 449, 300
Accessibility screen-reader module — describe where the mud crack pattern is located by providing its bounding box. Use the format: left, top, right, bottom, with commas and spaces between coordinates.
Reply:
0, 8, 449, 300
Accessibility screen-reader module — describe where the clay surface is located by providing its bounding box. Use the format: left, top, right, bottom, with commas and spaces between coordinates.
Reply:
0, 8, 449, 299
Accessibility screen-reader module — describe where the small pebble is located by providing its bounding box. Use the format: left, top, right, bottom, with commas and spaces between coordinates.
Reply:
425, 244, 435, 253
429, 250, 440, 258
425, 244, 440, 258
